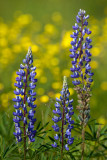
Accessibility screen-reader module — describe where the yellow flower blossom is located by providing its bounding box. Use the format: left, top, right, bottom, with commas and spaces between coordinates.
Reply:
32, 44, 39, 53
62, 69, 71, 77
90, 24, 99, 35
92, 47, 100, 56
20, 36, 32, 49
0, 83, 4, 90
0, 38, 8, 47
2, 48, 12, 58
101, 81, 107, 90
17, 14, 32, 26
61, 30, 72, 48
40, 95, 49, 103
40, 76, 47, 83
0, 23, 8, 36
51, 57, 59, 66
12, 44, 22, 53
52, 12, 62, 24
52, 67, 60, 76
47, 44, 59, 55
33, 59, 41, 68
55, 93, 61, 98
36, 69, 42, 77
1, 93, 9, 108
52, 82, 62, 90
90, 61, 98, 69
44, 24, 57, 35
0, 48, 13, 66
69, 88, 74, 95
98, 117, 106, 125
35, 34, 49, 44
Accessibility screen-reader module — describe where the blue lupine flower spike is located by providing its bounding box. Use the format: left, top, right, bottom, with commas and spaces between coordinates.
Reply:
52, 76, 74, 157
70, 9, 94, 160
13, 47, 37, 159
70, 9, 94, 126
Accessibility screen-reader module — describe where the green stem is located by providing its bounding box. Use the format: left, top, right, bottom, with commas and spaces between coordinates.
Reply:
81, 125, 85, 160
61, 99, 65, 159
23, 65, 29, 160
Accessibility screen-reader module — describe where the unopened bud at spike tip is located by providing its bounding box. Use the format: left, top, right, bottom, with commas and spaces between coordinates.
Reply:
28, 46, 32, 55
63, 76, 67, 88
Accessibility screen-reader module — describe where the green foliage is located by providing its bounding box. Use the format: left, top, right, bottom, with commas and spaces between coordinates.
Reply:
0, 112, 106, 159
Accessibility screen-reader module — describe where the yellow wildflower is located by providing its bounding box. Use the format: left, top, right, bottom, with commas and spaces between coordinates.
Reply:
44, 24, 57, 35
40, 76, 47, 83
0, 23, 8, 36
98, 117, 106, 125
52, 12, 62, 24
90, 61, 98, 69
92, 47, 100, 56
52, 82, 62, 90
69, 88, 74, 95
61, 30, 72, 48
0, 83, 4, 90
62, 69, 70, 77
40, 95, 49, 103
101, 81, 107, 90
17, 14, 32, 26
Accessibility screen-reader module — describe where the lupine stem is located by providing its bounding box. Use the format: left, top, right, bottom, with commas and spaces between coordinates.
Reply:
23, 65, 28, 160
61, 99, 65, 159
13, 47, 37, 157
70, 9, 93, 160
52, 76, 74, 152
81, 125, 85, 160
80, 15, 86, 160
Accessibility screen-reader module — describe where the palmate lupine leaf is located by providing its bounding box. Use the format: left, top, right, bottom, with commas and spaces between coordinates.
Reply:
0, 136, 18, 160
0, 113, 14, 142
71, 116, 107, 159
37, 122, 49, 132
25, 121, 50, 159
2, 144, 17, 159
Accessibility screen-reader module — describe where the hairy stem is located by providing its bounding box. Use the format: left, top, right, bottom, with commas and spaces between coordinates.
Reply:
79, 15, 86, 160
23, 66, 28, 160
81, 124, 85, 160
61, 99, 65, 159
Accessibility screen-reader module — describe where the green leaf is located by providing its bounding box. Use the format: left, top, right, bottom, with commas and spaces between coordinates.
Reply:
38, 122, 49, 132
36, 121, 41, 130
48, 136, 54, 142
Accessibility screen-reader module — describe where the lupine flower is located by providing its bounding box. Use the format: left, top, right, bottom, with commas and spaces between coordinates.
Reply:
13, 47, 37, 143
52, 76, 74, 152
70, 9, 94, 126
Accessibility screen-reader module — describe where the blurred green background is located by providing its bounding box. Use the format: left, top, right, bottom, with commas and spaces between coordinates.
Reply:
0, 0, 107, 126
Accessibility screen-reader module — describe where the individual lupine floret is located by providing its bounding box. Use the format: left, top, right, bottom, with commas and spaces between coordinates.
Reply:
52, 76, 74, 156
70, 9, 94, 126
13, 47, 37, 146
69, 9, 94, 159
